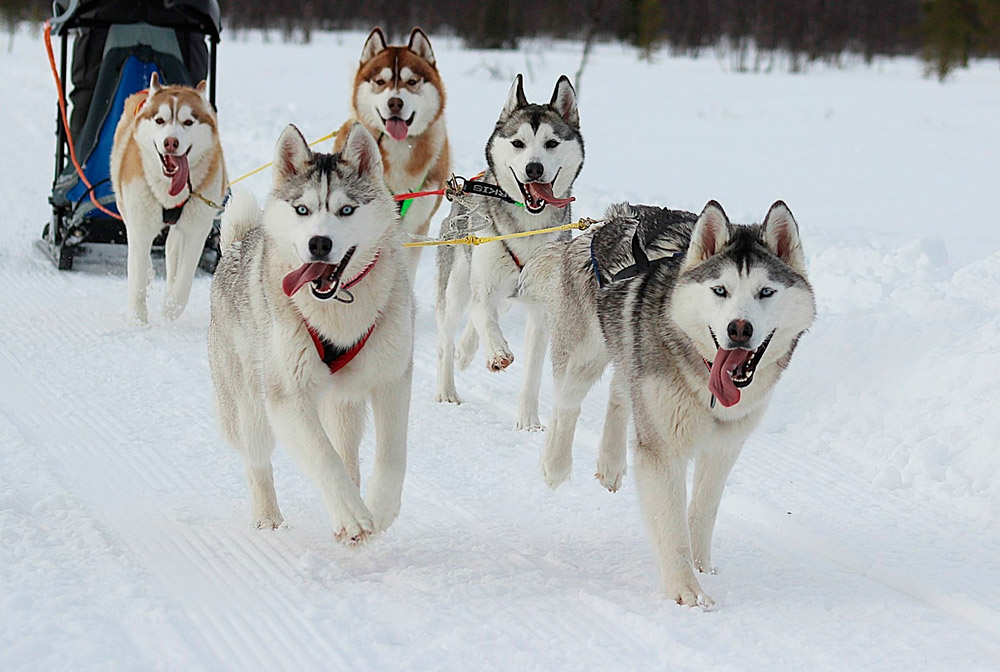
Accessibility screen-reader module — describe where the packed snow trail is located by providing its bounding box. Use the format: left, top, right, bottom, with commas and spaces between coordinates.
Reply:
3, 28, 1000, 671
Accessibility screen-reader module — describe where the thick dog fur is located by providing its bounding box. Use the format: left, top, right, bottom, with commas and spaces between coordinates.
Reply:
336, 27, 450, 284
209, 123, 414, 543
435, 74, 584, 431
518, 201, 815, 606
111, 72, 227, 325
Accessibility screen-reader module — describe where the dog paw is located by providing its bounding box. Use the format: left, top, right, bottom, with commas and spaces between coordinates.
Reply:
254, 515, 285, 531
435, 387, 462, 404
595, 456, 626, 492
330, 498, 375, 546
486, 349, 514, 372
595, 467, 624, 493
516, 416, 545, 432
665, 576, 714, 609
540, 452, 571, 489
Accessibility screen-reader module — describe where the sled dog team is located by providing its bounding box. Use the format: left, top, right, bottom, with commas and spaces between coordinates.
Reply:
111, 27, 816, 608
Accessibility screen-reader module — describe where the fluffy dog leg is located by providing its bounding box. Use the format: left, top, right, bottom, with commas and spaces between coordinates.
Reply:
366, 368, 412, 533
436, 262, 470, 404
267, 397, 374, 543
688, 417, 757, 573
595, 368, 629, 492
635, 442, 713, 608
320, 399, 366, 487
516, 308, 547, 431
163, 216, 212, 320
125, 223, 158, 326
454, 319, 479, 371
541, 354, 604, 488
218, 377, 283, 529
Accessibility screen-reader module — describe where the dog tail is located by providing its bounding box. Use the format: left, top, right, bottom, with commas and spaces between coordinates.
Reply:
220, 187, 261, 251
515, 241, 563, 305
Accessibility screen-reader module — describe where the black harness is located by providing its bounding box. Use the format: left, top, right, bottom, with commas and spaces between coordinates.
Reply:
161, 176, 193, 225
591, 231, 682, 288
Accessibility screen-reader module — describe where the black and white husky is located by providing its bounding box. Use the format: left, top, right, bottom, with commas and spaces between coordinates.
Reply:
208, 123, 414, 543
435, 74, 584, 430
518, 201, 816, 606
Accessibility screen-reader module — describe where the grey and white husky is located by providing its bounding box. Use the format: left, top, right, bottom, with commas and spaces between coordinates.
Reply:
435, 74, 584, 430
208, 122, 414, 543
518, 200, 816, 606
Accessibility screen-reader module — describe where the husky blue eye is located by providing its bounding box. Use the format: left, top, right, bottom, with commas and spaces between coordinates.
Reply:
338, 205, 355, 217
511, 139, 525, 149
294, 205, 310, 216
712, 286, 728, 297
545, 140, 560, 149
760, 287, 776, 298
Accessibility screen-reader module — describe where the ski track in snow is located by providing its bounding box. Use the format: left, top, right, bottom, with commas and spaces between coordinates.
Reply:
2, 27, 1000, 671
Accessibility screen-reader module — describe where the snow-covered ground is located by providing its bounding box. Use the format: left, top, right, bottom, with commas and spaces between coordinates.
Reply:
2, 27, 1000, 670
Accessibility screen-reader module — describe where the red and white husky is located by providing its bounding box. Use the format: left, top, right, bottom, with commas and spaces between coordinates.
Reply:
111, 72, 227, 325
336, 27, 450, 283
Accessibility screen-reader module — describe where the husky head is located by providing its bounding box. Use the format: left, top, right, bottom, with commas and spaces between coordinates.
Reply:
354, 27, 444, 141
263, 123, 396, 302
671, 201, 816, 407
487, 74, 584, 215
133, 72, 218, 197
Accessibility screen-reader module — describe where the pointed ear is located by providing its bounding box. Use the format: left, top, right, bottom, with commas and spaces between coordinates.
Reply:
360, 27, 387, 64
195, 79, 208, 97
273, 124, 311, 184
408, 27, 435, 66
341, 122, 383, 180
500, 74, 528, 121
149, 71, 161, 91
763, 201, 806, 274
682, 201, 731, 272
550, 75, 579, 126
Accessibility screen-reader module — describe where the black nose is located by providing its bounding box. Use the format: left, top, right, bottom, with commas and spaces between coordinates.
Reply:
388, 97, 403, 115
727, 319, 753, 344
308, 236, 333, 259
525, 162, 544, 181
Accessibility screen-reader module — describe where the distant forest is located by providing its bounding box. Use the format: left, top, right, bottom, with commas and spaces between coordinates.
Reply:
3, 0, 998, 79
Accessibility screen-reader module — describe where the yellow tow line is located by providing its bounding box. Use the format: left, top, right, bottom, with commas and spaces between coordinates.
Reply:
228, 131, 339, 186
402, 219, 599, 248
225, 130, 599, 248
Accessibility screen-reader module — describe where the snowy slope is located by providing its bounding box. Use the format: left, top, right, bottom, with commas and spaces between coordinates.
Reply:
2, 27, 1000, 671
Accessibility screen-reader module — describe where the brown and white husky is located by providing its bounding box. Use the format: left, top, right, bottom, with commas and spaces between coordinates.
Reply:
111, 72, 227, 325
336, 27, 450, 284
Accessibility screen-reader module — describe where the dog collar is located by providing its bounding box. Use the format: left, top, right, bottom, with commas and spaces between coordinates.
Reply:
341, 248, 381, 291
134, 89, 149, 115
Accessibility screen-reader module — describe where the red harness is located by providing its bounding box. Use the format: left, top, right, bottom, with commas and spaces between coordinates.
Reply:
302, 250, 382, 375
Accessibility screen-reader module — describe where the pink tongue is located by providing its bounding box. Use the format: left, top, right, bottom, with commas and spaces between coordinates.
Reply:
166, 154, 190, 197
709, 348, 753, 408
525, 182, 574, 208
282, 263, 337, 297
385, 117, 409, 140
